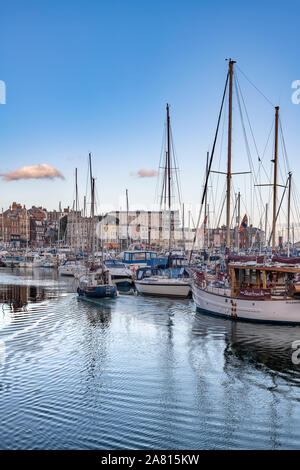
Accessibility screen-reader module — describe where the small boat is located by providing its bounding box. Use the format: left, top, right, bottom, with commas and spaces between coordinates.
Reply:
39, 253, 57, 268
134, 254, 192, 298
135, 275, 190, 298
2, 255, 21, 267
77, 154, 117, 300
103, 259, 133, 286
77, 267, 117, 298
58, 260, 84, 276
19, 254, 43, 269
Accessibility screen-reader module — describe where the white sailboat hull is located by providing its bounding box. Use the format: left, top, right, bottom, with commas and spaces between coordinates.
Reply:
58, 266, 76, 276
107, 267, 133, 285
192, 283, 300, 324
135, 279, 191, 298
19, 262, 34, 268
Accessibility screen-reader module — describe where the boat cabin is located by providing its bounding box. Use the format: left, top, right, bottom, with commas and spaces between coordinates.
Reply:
229, 263, 300, 299
122, 251, 157, 268
104, 259, 126, 269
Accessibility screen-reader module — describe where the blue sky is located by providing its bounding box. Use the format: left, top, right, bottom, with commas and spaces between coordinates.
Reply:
1, 0, 300, 228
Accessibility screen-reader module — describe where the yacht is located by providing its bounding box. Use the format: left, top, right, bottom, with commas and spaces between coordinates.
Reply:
103, 259, 133, 286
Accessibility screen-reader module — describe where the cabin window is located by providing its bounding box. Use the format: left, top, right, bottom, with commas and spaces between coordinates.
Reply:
133, 253, 146, 261
125, 253, 129, 261
146, 253, 151, 260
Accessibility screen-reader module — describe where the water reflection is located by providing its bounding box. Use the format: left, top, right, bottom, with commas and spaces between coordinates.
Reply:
78, 298, 112, 329
192, 312, 300, 385
2, 268, 300, 449
0, 284, 46, 312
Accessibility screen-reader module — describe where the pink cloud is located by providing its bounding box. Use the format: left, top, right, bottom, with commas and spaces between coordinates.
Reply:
131, 168, 158, 178
1, 164, 64, 181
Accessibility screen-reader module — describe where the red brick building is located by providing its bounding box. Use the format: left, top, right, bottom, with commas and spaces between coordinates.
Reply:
0, 202, 29, 246
28, 206, 47, 247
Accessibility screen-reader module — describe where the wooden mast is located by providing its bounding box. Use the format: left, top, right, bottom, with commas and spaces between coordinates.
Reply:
237, 191, 240, 251
226, 60, 235, 249
272, 106, 279, 251
287, 171, 292, 257
265, 203, 268, 248
205, 151, 209, 250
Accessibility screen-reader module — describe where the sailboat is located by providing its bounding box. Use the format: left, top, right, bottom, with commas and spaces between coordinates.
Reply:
58, 168, 85, 277
19, 212, 42, 269
134, 104, 191, 299
192, 60, 300, 324
77, 154, 117, 300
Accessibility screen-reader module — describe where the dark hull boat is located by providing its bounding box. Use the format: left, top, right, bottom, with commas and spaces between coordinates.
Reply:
77, 284, 117, 298
76, 154, 117, 301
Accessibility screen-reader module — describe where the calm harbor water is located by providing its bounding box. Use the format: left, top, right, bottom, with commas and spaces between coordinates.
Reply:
1, 268, 300, 449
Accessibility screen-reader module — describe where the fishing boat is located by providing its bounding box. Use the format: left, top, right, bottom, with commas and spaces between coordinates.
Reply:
192, 60, 300, 324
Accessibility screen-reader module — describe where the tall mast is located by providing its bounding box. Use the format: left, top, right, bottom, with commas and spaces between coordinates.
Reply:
167, 104, 171, 212
287, 171, 292, 257
237, 191, 240, 251
75, 167, 78, 255
226, 60, 235, 249
188, 210, 191, 250
86, 153, 93, 268
126, 188, 129, 249
265, 203, 268, 248
75, 168, 78, 211
89, 152, 93, 191
91, 177, 95, 265
26, 207, 28, 252
207, 203, 210, 251
71, 200, 75, 251
272, 106, 279, 251
166, 103, 172, 252
83, 195, 86, 253
182, 202, 185, 250
205, 151, 209, 250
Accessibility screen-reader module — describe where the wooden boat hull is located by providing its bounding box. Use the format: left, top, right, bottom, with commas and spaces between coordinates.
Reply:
192, 283, 300, 324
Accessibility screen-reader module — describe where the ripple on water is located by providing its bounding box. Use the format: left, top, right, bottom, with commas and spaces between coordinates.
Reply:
1, 269, 300, 449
